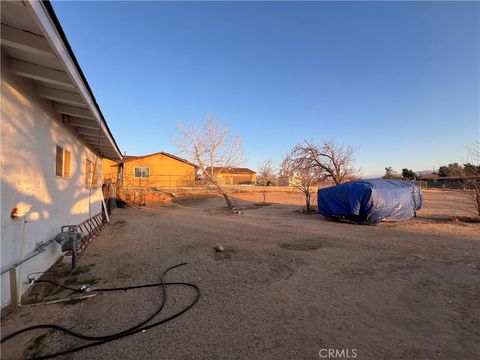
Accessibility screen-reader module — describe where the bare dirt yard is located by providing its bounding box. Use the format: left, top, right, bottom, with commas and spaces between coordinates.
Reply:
2, 190, 479, 359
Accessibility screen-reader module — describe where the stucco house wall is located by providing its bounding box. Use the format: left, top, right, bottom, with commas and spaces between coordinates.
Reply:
102, 158, 118, 183
122, 153, 196, 188
277, 175, 301, 187
0, 55, 104, 307
216, 172, 257, 185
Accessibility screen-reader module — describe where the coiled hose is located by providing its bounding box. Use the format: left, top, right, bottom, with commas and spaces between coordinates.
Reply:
1, 263, 200, 359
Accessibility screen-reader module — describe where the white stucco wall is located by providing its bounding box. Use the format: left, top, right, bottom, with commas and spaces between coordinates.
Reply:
0, 55, 104, 308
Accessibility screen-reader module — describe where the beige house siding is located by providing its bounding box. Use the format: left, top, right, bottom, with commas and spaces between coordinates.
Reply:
102, 158, 118, 183
122, 153, 196, 188
216, 172, 257, 185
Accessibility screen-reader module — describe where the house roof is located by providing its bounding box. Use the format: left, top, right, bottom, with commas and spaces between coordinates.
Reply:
212, 167, 256, 174
118, 151, 198, 168
1, 0, 122, 160
122, 155, 141, 162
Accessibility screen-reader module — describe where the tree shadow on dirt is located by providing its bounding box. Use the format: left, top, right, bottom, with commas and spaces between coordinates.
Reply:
415, 215, 480, 224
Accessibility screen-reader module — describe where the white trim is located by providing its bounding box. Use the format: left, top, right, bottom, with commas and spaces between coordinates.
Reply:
55, 145, 71, 179
1, 23, 55, 57
37, 86, 85, 107
8, 58, 74, 89
54, 104, 92, 119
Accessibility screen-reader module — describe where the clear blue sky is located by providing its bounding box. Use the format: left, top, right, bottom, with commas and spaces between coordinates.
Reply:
52, 1, 479, 177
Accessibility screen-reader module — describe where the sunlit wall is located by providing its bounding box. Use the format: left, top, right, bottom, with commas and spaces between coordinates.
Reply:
0, 53, 104, 307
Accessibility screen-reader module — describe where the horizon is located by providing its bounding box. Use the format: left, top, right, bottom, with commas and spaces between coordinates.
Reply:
52, 1, 479, 178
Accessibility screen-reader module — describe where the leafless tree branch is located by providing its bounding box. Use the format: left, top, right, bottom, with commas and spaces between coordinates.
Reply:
173, 116, 244, 209
257, 160, 277, 186
280, 151, 323, 212
464, 141, 480, 217
288, 139, 360, 185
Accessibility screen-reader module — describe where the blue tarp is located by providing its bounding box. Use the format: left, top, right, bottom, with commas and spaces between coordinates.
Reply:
317, 179, 422, 225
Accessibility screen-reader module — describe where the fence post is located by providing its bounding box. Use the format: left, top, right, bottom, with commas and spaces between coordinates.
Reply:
9, 268, 18, 313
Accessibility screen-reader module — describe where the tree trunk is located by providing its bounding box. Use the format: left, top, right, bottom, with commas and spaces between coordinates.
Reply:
475, 186, 480, 217
305, 192, 311, 213
209, 176, 234, 210
223, 193, 234, 210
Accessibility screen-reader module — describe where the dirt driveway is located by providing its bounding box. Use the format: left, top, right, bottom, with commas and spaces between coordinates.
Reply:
2, 190, 479, 359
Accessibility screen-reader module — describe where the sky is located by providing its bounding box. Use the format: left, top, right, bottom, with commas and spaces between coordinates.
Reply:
52, 1, 479, 177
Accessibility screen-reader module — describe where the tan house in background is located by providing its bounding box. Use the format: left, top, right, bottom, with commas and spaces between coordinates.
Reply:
277, 175, 301, 187
211, 167, 257, 186
118, 152, 197, 188
102, 154, 258, 189
102, 158, 119, 183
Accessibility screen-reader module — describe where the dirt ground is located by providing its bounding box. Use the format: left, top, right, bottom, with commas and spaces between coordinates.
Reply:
2, 190, 479, 359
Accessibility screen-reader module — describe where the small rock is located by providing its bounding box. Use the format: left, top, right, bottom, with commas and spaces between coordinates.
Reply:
215, 244, 224, 252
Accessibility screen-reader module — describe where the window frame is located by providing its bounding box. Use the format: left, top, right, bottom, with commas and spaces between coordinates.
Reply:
55, 146, 71, 179
134, 166, 150, 178
85, 159, 99, 189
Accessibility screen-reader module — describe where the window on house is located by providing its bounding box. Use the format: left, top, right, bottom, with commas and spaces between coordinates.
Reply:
85, 159, 99, 188
134, 167, 149, 178
56, 146, 71, 178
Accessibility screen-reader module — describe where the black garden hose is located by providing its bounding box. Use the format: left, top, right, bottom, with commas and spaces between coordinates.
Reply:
1, 263, 200, 359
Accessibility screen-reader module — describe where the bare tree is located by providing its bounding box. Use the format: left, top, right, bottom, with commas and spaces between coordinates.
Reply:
257, 160, 277, 186
280, 152, 323, 213
464, 141, 480, 217
173, 116, 243, 209
290, 140, 359, 185
470, 181, 480, 218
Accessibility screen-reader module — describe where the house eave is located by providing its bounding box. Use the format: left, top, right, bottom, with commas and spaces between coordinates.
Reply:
1, 0, 122, 160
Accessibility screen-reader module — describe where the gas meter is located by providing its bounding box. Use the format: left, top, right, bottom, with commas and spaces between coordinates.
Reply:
55, 225, 82, 252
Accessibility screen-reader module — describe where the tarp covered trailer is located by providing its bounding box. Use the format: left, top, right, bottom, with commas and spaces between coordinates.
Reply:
317, 179, 423, 225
